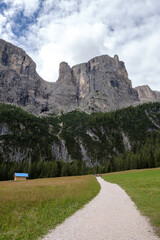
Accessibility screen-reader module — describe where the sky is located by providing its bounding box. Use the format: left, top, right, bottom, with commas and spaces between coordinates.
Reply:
0, 0, 160, 90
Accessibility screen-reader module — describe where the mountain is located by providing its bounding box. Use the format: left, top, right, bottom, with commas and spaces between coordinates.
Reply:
135, 85, 160, 103
1, 39, 160, 115
0, 39, 52, 115
0, 102, 160, 180
1, 39, 160, 180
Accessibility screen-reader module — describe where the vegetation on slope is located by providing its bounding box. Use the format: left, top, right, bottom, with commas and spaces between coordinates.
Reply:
0, 175, 100, 240
102, 168, 160, 236
0, 102, 160, 180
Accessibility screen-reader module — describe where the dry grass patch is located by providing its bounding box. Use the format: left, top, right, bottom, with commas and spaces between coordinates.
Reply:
0, 175, 100, 240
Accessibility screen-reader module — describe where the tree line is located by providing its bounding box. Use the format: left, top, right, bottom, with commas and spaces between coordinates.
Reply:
0, 160, 106, 181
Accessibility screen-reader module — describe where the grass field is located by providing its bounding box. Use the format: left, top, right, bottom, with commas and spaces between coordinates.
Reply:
102, 168, 160, 236
0, 175, 100, 240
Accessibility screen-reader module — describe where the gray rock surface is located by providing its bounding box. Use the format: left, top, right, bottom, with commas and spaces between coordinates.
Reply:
135, 85, 160, 103
0, 39, 160, 115
0, 39, 53, 115
51, 140, 71, 162
0, 122, 11, 135
71, 54, 140, 113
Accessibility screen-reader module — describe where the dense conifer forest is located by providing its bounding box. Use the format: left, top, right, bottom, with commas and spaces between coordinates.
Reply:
0, 102, 160, 180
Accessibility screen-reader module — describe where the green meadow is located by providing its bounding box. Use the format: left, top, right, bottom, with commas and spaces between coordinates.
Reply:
102, 168, 160, 236
0, 175, 100, 240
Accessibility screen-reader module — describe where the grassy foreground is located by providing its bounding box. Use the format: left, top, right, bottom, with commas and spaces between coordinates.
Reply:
0, 175, 100, 240
102, 168, 160, 236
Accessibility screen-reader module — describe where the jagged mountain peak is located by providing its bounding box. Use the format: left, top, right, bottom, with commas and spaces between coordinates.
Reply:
0, 39, 160, 115
0, 39, 36, 78
58, 61, 72, 83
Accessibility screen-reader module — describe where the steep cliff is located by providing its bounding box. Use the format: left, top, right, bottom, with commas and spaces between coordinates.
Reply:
0, 39, 53, 115
0, 39, 160, 115
71, 54, 139, 112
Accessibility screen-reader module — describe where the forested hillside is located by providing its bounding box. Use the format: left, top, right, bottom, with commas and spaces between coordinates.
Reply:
0, 102, 160, 180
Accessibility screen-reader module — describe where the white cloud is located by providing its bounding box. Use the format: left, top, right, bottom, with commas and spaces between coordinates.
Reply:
0, 0, 160, 91
0, 14, 7, 34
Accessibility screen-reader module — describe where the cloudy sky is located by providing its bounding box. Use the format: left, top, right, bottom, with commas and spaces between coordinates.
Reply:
0, 0, 160, 90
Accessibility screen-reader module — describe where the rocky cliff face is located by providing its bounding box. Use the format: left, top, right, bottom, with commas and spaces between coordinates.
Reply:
0, 39, 160, 115
135, 85, 160, 103
0, 39, 53, 114
71, 55, 139, 112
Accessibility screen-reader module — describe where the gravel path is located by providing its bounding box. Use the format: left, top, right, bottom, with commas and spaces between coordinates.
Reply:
42, 177, 160, 240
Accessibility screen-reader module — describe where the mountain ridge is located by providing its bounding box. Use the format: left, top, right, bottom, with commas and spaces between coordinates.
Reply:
1, 38, 160, 115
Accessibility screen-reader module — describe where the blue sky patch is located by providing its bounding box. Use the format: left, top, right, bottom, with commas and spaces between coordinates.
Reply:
10, 0, 45, 37
11, 11, 34, 37
0, 2, 8, 14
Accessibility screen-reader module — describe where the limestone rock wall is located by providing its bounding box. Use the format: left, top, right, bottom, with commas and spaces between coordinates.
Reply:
135, 85, 160, 103
0, 39, 160, 115
72, 54, 139, 112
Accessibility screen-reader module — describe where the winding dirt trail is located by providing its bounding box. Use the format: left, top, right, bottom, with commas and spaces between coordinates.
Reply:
42, 177, 159, 240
